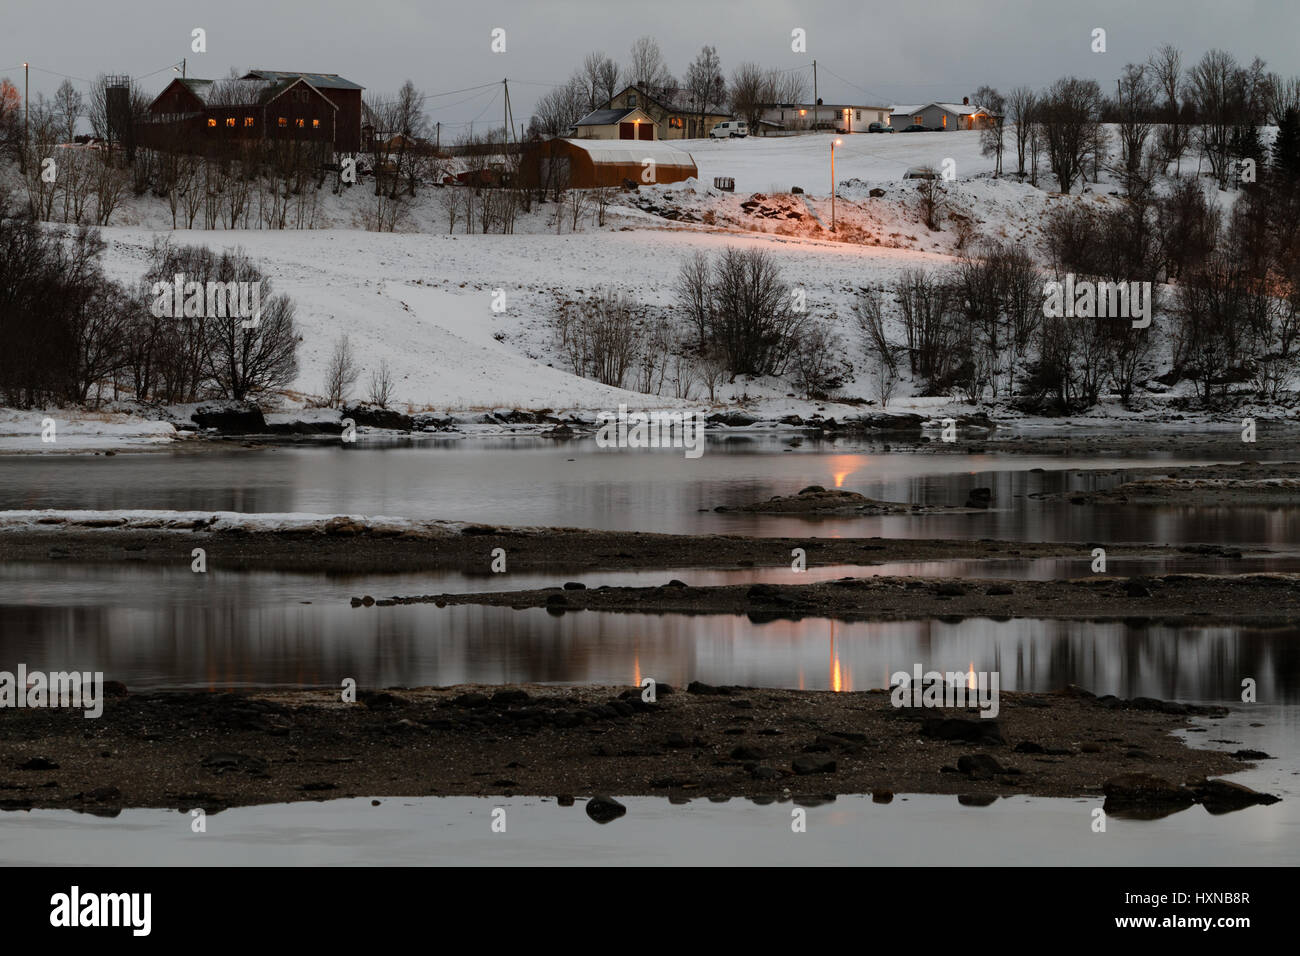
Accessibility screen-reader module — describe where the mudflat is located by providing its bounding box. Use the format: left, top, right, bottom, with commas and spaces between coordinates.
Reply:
0, 683, 1271, 815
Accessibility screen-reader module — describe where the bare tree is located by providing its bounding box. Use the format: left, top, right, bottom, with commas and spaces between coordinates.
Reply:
1149, 44, 1191, 174
790, 320, 847, 399
581, 52, 621, 111
1114, 62, 1157, 190
1006, 86, 1036, 178
53, 79, 83, 143
367, 359, 395, 407
626, 35, 675, 95
686, 46, 726, 134
324, 335, 360, 407
552, 290, 640, 387
975, 85, 1007, 176
729, 63, 768, 130
1037, 76, 1103, 192
702, 246, 803, 377
916, 168, 944, 229
531, 76, 588, 137
765, 68, 809, 105
676, 250, 711, 349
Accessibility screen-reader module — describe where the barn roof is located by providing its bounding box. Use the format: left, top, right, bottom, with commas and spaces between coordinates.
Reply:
608, 84, 729, 117
170, 76, 336, 108
245, 70, 364, 90
563, 138, 696, 168
574, 108, 640, 126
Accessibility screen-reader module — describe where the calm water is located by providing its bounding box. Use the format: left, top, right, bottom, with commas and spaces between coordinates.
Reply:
2, 562, 1298, 699
1, 437, 1291, 543
1, 438, 1296, 864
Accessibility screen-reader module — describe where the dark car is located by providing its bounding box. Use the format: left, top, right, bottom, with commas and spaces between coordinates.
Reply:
868, 122, 896, 133
900, 124, 930, 133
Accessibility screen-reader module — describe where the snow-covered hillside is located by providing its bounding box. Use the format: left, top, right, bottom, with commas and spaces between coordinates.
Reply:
2, 129, 1275, 440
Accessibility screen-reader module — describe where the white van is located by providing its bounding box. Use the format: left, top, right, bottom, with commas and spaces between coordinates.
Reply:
709, 121, 748, 139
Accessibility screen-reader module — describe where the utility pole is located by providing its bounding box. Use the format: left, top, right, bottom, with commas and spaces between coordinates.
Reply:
182, 58, 187, 78
436, 121, 440, 153
21, 63, 28, 173
812, 59, 817, 131
502, 78, 514, 145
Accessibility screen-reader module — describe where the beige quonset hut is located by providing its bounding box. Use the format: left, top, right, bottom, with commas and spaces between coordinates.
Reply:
521, 138, 698, 189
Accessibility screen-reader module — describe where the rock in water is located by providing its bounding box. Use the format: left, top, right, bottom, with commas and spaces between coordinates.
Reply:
585, 795, 627, 824
1102, 773, 1196, 818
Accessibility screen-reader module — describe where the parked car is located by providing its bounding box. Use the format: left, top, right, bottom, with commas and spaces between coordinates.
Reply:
709, 121, 748, 139
868, 122, 896, 133
900, 124, 930, 133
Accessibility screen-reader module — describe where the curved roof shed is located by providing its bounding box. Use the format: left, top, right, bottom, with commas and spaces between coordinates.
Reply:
521, 138, 698, 189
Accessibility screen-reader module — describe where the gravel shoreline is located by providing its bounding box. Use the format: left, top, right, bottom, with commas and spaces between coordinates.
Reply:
0, 684, 1276, 815
0, 526, 1188, 574
365, 572, 1300, 627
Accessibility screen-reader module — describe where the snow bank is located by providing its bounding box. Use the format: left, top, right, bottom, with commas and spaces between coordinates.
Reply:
0, 509, 469, 536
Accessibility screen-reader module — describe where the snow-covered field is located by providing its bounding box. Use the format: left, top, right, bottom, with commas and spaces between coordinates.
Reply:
93, 224, 958, 416
689, 128, 995, 194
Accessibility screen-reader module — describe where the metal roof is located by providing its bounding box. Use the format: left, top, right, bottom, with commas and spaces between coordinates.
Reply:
244, 70, 364, 90
574, 108, 640, 126
563, 138, 696, 167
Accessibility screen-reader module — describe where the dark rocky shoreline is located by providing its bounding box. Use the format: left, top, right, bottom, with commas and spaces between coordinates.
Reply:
363, 571, 1300, 627
0, 683, 1276, 816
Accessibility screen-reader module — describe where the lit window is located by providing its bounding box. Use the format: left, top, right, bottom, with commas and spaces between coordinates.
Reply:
312, 119, 320, 128
207, 118, 217, 128
244, 117, 254, 127
225, 117, 236, 127
295, 118, 305, 128
278, 117, 287, 127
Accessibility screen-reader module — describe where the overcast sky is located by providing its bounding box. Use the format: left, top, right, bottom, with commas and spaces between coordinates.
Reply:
6, 0, 1299, 130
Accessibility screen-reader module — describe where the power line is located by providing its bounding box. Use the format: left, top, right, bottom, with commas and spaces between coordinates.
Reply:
818, 64, 891, 106
29, 65, 95, 84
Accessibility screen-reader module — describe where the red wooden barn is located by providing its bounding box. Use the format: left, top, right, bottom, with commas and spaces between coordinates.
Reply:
141, 70, 364, 158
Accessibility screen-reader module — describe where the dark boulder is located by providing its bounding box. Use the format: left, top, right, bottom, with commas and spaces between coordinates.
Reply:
920, 717, 1004, 744
792, 755, 837, 775
585, 795, 627, 824
191, 403, 266, 434
1192, 778, 1281, 814
343, 404, 413, 431
1102, 773, 1196, 818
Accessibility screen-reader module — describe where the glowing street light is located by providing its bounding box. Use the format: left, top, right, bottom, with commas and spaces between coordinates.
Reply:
830, 138, 843, 231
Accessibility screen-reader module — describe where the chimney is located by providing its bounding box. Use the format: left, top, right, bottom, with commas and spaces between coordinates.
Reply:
962, 96, 969, 106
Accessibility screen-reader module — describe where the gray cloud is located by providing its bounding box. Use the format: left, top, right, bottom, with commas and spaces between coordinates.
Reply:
5, 0, 1297, 127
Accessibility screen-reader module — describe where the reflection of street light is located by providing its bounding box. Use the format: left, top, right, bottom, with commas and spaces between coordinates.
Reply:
831, 138, 843, 231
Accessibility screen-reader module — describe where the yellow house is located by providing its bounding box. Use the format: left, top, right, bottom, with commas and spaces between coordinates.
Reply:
570, 106, 658, 140
596, 85, 731, 140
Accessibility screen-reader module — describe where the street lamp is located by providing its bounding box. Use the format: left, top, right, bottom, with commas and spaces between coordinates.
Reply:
830, 138, 842, 231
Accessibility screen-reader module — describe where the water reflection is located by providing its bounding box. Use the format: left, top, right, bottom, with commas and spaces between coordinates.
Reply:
2, 565, 1295, 699
2, 439, 1288, 543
